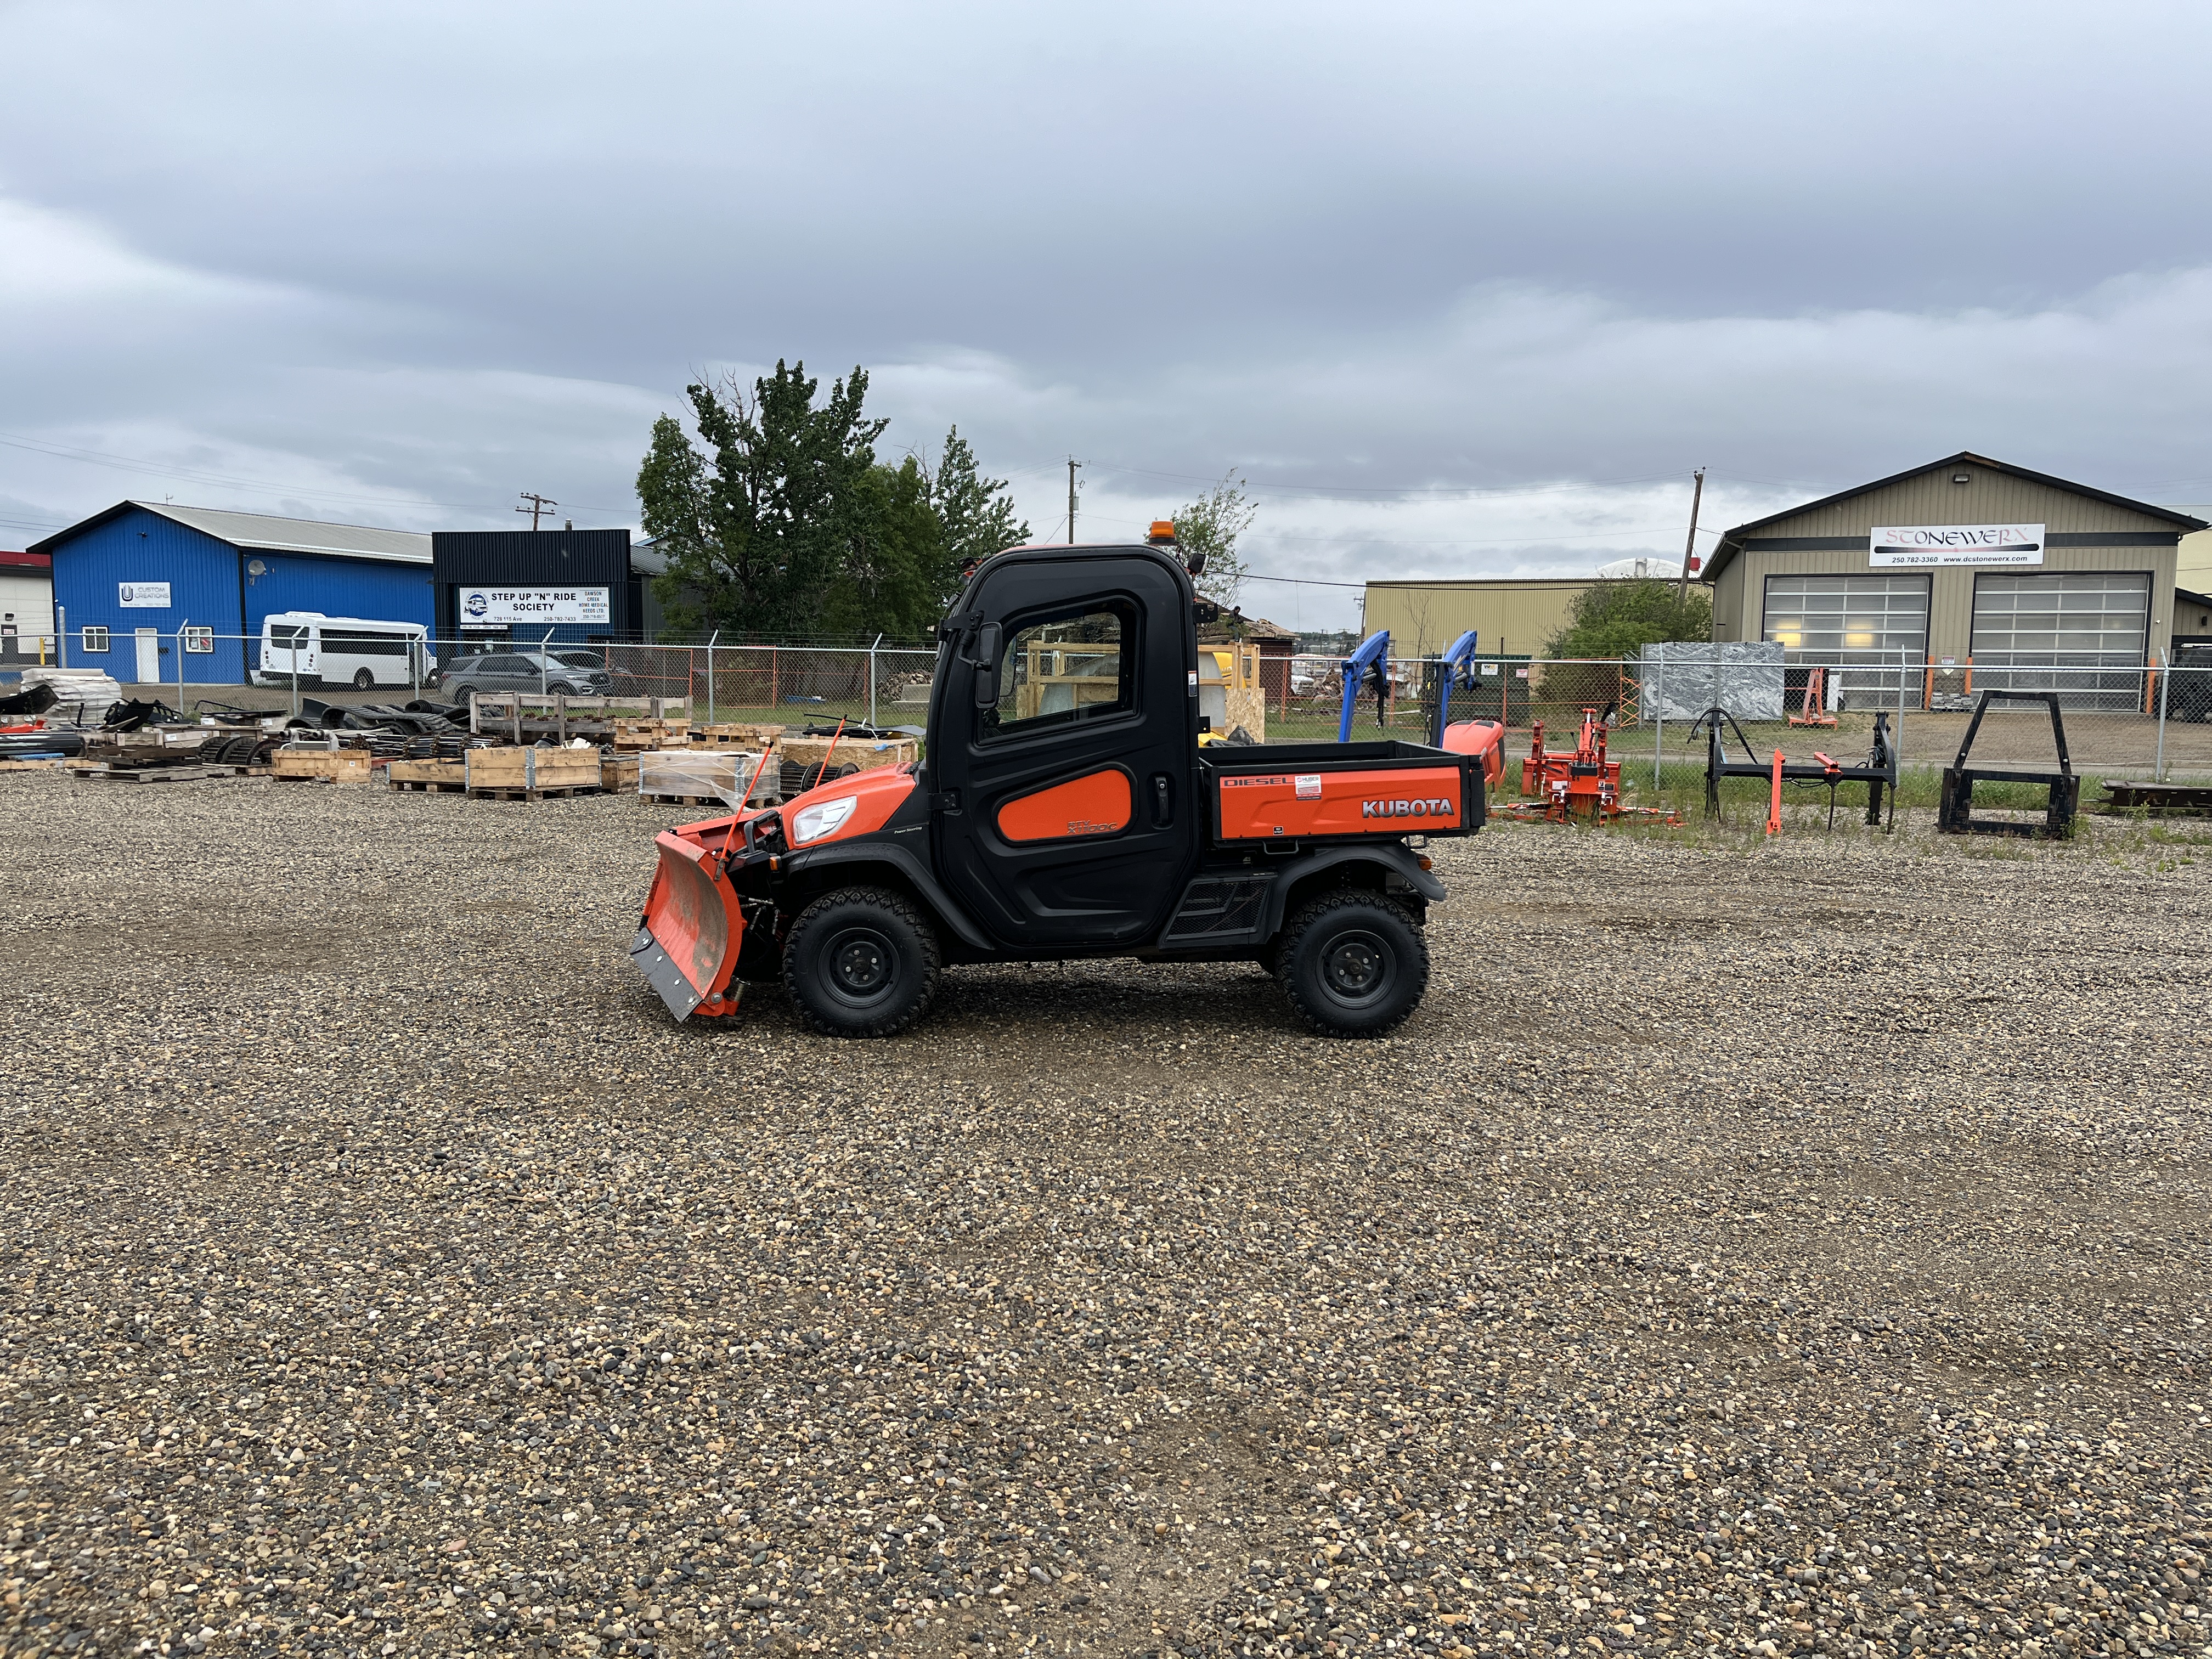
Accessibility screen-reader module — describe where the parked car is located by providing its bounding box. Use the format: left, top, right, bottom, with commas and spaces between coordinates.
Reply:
430, 649, 624, 699
2174, 643, 2212, 723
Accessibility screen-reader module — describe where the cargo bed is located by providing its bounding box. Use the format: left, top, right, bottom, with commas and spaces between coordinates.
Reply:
1200, 739, 1485, 847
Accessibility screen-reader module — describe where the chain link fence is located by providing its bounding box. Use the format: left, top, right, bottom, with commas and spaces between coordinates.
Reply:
14, 627, 2211, 806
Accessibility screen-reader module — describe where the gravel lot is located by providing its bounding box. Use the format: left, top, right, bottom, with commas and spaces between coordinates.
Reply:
2, 775, 2207, 1659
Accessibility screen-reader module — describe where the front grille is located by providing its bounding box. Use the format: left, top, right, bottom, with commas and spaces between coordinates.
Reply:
1163, 873, 1276, 944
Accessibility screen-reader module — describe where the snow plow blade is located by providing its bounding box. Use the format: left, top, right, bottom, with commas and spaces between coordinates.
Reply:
630, 830, 745, 1021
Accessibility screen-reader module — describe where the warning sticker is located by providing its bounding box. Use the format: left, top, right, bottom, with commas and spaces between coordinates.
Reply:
1294, 774, 1323, 800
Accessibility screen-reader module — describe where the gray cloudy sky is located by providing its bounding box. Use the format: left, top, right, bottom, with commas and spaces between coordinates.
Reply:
4, 0, 2210, 628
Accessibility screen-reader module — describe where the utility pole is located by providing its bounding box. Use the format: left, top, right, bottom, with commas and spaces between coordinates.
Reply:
1675, 467, 1706, 605
1066, 458, 1082, 544
517, 491, 558, 531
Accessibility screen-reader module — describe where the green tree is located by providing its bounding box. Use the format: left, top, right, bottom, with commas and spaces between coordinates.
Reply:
822, 455, 944, 641
1543, 577, 1713, 658
1168, 472, 1257, 607
929, 425, 1030, 597
636, 361, 887, 637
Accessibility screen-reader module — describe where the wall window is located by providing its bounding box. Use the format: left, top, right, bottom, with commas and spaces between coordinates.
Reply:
81, 626, 110, 653
182, 627, 215, 653
984, 602, 1134, 741
1762, 574, 1931, 659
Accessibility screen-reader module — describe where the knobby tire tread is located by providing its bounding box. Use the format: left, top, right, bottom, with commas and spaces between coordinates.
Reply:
782, 885, 943, 1038
1275, 890, 1429, 1039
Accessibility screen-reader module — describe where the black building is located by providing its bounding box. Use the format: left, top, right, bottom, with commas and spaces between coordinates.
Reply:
431, 528, 653, 644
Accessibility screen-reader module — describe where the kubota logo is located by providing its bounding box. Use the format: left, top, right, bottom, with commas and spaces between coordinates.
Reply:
1361, 797, 1453, 819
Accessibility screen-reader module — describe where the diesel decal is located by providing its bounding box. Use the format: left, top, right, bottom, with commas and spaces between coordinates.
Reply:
1361, 797, 1455, 819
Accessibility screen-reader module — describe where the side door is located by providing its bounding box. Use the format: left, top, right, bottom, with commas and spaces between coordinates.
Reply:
930, 550, 1198, 952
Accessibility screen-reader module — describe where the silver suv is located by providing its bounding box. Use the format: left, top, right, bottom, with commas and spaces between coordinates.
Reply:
433, 649, 618, 698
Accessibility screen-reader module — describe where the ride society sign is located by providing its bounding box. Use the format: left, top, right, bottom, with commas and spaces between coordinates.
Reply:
458, 586, 612, 625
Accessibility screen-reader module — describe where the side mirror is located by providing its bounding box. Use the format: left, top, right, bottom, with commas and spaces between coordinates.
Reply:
1184, 550, 1207, 579
972, 622, 1002, 708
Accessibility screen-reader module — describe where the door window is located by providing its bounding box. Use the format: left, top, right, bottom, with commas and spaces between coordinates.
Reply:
985, 603, 1134, 741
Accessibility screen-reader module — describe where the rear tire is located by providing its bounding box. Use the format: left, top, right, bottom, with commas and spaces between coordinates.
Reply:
782, 885, 941, 1037
352, 668, 375, 690
1276, 890, 1428, 1038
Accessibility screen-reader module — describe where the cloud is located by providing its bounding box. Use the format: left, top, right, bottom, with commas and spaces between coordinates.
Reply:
4, 0, 2212, 637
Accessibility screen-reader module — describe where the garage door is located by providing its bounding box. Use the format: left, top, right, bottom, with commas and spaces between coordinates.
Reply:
1970, 572, 2149, 708
1762, 574, 1932, 658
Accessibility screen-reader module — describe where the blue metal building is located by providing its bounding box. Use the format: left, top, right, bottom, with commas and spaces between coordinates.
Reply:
30, 503, 435, 685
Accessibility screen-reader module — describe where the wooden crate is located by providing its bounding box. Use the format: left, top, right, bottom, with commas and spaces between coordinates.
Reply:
600, 753, 640, 792
388, 759, 467, 793
462, 746, 603, 799
779, 735, 917, 774
273, 748, 377, 785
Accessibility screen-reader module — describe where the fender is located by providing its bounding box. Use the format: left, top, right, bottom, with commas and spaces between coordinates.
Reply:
780, 838, 996, 952
1252, 842, 1444, 940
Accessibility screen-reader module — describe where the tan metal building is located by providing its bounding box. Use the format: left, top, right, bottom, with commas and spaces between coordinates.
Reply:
1704, 453, 2207, 669
1360, 578, 1593, 658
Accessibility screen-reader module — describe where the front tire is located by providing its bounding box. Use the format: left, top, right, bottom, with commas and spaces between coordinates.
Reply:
782, 885, 941, 1037
1276, 890, 1429, 1038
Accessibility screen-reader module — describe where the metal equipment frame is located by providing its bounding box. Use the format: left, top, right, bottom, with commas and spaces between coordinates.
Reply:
1936, 690, 2079, 838
1696, 706, 1899, 830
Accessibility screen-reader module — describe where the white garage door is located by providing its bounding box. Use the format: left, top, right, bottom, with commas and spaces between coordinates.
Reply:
1970, 572, 2149, 707
1762, 574, 1932, 658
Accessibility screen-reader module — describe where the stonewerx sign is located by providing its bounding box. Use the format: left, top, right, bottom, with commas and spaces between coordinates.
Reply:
1869, 523, 2045, 568
458, 586, 611, 626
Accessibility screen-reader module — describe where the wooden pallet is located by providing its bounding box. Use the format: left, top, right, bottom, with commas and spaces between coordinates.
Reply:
641, 789, 729, 808
68, 763, 218, 784
0, 758, 66, 771
468, 784, 606, 802
392, 777, 470, 793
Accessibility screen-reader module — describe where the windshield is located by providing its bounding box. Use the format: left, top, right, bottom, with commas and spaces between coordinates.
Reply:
552, 651, 603, 668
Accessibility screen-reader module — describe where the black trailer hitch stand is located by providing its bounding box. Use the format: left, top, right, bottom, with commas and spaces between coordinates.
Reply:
1936, 690, 2079, 838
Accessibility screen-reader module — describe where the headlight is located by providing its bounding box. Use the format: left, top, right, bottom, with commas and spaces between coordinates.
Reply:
789, 795, 858, 844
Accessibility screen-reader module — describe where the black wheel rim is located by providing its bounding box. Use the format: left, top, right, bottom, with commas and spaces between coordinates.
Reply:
823, 924, 899, 1008
1316, 927, 1394, 1007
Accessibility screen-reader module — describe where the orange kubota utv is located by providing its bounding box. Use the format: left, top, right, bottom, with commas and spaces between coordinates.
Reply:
631, 539, 1484, 1037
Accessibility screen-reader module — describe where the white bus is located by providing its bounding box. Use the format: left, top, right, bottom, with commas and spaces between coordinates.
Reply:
255, 612, 436, 690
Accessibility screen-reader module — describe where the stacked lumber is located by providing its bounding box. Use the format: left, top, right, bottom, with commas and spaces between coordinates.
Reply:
692, 721, 786, 748
612, 720, 690, 752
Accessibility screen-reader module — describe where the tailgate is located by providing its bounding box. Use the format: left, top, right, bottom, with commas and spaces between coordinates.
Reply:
1207, 742, 1482, 844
